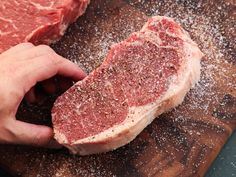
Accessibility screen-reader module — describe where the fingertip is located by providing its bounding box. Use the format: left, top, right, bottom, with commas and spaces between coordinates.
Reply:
29, 127, 63, 149
33, 126, 63, 149
24, 87, 36, 103
34, 126, 54, 146
73, 68, 87, 81
68, 61, 87, 80
58, 59, 87, 81
13, 120, 54, 147
42, 78, 56, 94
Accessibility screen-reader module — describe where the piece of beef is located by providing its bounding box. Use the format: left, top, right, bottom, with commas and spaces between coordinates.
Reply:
0, 0, 90, 53
52, 16, 203, 155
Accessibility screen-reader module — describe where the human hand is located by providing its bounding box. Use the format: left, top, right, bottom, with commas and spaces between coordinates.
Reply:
0, 43, 86, 147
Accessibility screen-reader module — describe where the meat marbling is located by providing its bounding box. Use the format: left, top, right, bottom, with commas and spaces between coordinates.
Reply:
52, 16, 203, 155
0, 0, 90, 53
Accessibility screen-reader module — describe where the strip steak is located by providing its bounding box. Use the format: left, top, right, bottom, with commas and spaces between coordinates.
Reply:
52, 16, 203, 155
0, 0, 90, 53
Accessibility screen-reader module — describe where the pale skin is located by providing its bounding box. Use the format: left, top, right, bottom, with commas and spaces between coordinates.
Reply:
0, 43, 86, 148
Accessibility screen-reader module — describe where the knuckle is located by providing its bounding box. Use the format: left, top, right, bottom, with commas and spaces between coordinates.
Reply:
20, 42, 34, 47
0, 120, 16, 144
0, 83, 21, 113
37, 45, 62, 65
37, 45, 54, 54
47, 53, 63, 66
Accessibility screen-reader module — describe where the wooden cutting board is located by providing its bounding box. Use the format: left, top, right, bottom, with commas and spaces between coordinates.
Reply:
0, 0, 235, 176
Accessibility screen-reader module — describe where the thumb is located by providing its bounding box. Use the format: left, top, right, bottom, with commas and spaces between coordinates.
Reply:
7, 119, 54, 147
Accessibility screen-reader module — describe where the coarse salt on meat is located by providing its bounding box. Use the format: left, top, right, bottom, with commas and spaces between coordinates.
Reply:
52, 16, 203, 155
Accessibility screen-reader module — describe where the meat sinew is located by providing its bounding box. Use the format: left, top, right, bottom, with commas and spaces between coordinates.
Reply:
0, 0, 90, 53
52, 16, 203, 155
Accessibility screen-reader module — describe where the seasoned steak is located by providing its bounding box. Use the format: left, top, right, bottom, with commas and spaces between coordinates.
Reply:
52, 16, 203, 155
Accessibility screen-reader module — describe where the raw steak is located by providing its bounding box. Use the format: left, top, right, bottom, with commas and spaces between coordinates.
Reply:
0, 0, 90, 53
52, 16, 203, 155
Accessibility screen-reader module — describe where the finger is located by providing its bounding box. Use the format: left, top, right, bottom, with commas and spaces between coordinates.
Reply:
41, 78, 56, 94
24, 87, 36, 103
56, 56, 87, 80
8, 120, 54, 146
0, 43, 34, 58
20, 53, 86, 92
14, 45, 56, 61
58, 76, 73, 92
42, 76, 73, 94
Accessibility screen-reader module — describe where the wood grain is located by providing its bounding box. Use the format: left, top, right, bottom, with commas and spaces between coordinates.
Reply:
0, 0, 235, 176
